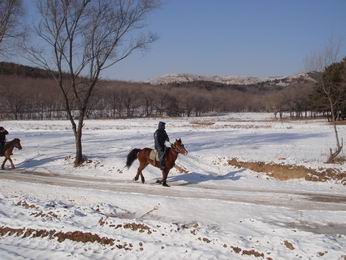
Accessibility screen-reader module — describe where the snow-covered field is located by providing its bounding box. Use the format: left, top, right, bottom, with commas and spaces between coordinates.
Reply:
0, 113, 345, 259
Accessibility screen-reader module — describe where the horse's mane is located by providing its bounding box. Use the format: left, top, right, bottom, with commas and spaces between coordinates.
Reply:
4, 138, 19, 149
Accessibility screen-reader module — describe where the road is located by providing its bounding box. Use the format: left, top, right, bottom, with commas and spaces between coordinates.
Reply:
1, 169, 346, 211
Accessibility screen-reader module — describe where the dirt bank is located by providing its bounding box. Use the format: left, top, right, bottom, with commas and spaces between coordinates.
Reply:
228, 158, 346, 185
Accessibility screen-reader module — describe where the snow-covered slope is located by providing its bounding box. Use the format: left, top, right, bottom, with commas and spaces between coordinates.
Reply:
151, 73, 316, 86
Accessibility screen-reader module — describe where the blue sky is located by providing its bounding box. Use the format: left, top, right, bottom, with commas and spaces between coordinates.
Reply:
22, 0, 346, 81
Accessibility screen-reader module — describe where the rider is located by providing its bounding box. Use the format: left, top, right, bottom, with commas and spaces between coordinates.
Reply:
0, 127, 9, 156
154, 121, 170, 169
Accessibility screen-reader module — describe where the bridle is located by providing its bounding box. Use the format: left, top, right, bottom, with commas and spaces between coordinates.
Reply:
171, 142, 186, 154
14, 139, 22, 150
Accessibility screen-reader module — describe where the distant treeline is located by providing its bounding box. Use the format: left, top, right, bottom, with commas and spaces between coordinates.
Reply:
0, 62, 344, 120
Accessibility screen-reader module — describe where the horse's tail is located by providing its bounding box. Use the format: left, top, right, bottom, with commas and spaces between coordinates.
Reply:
126, 148, 141, 169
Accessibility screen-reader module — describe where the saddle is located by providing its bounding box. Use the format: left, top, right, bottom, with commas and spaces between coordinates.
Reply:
149, 149, 160, 162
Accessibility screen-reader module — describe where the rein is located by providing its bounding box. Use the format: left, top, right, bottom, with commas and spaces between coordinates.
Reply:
171, 143, 183, 154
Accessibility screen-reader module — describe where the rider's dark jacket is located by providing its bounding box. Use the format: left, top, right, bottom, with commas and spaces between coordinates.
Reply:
154, 122, 169, 150
0, 128, 8, 144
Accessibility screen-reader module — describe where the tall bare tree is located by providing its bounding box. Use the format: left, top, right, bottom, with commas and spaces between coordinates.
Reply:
26, 0, 158, 166
0, 0, 23, 54
305, 39, 344, 162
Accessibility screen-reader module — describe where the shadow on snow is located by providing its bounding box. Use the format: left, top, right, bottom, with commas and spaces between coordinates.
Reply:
168, 169, 245, 185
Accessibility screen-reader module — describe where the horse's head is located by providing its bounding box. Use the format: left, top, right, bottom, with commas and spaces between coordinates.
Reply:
172, 139, 188, 155
14, 138, 22, 150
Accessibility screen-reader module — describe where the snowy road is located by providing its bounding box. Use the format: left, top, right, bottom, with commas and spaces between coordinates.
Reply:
1, 169, 345, 211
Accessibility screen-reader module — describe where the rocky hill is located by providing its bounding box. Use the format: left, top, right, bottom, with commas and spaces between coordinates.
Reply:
151, 72, 317, 88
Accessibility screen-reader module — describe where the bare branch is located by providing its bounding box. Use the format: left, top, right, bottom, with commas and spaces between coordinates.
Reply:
0, 0, 24, 55
26, 0, 158, 165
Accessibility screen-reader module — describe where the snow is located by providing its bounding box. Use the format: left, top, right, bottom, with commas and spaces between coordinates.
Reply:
0, 113, 345, 259
151, 73, 316, 86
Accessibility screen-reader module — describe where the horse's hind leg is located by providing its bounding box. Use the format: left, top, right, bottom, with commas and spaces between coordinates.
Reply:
134, 162, 147, 183
135, 162, 148, 184
139, 163, 148, 184
1, 158, 7, 170
133, 168, 140, 182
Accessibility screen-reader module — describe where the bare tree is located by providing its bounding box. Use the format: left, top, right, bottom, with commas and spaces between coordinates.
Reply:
0, 0, 23, 54
25, 0, 158, 165
322, 59, 346, 162
305, 38, 344, 162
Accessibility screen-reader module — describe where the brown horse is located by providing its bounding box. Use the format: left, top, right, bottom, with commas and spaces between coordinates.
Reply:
126, 139, 188, 187
1, 138, 22, 170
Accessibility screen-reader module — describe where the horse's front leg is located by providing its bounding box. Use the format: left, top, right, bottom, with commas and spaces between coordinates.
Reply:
162, 169, 170, 187
9, 158, 15, 169
1, 158, 7, 170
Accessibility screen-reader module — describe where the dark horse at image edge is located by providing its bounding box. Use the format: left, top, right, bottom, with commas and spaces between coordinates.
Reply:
126, 139, 188, 187
1, 138, 22, 170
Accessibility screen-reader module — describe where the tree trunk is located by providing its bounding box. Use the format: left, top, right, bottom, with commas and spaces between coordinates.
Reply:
74, 119, 84, 166
327, 97, 343, 163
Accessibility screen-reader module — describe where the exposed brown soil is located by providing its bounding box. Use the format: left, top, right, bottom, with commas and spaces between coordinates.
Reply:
318, 251, 327, 256
0, 226, 129, 248
231, 246, 242, 254
241, 249, 265, 257
230, 245, 265, 258
113, 222, 153, 234
202, 237, 211, 243
283, 240, 295, 250
334, 120, 346, 125
228, 158, 346, 185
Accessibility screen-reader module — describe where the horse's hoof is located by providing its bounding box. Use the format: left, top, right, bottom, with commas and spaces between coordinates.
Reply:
162, 183, 170, 187
141, 178, 145, 184
133, 177, 139, 182
156, 179, 162, 184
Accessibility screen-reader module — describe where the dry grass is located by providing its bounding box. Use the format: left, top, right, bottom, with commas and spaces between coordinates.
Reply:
333, 156, 346, 165
190, 120, 215, 126
334, 120, 346, 125
228, 158, 346, 185
189, 121, 271, 129
174, 164, 189, 173
16, 200, 39, 210
222, 124, 271, 129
